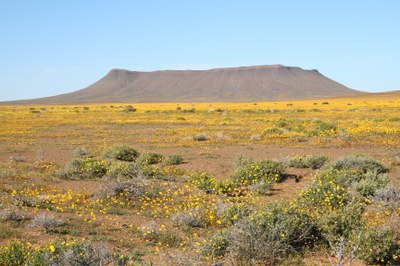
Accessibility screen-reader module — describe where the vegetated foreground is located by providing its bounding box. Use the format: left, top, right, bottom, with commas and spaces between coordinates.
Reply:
0, 98, 399, 265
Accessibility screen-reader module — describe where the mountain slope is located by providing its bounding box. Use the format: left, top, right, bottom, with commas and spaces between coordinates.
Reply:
6, 65, 364, 104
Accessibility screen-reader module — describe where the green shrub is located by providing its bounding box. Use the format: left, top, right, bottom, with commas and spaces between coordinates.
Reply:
358, 226, 400, 264
215, 180, 240, 196
0, 242, 31, 265
141, 165, 168, 180
308, 121, 337, 136
106, 161, 137, 179
230, 159, 284, 186
137, 152, 164, 165
163, 154, 184, 165
188, 172, 217, 193
59, 158, 108, 179
139, 225, 181, 247
298, 168, 350, 211
104, 145, 140, 162
201, 231, 229, 259
221, 204, 251, 226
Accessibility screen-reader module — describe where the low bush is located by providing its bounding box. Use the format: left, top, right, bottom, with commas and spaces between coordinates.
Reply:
193, 134, 210, 141
201, 231, 229, 259
262, 127, 283, 136
358, 225, 400, 264
73, 147, 89, 157
327, 154, 388, 175
138, 224, 181, 247
30, 214, 66, 233
103, 145, 140, 162
136, 152, 164, 165
172, 208, 205, 228
285, 154, 329, 169
374, 185, 400, 211
96, 178, 148, 200
230, 159, 284, 186
226, 203, 316, 265
188, 172, 217, 193
163, 154, 184, 165
58, 158, 108, 179
0, 208, 28, 223
352, 173, 389, 197
106, 161, 138, 179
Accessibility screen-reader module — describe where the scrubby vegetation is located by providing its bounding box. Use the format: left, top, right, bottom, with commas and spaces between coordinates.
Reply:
1, 101, 400, 265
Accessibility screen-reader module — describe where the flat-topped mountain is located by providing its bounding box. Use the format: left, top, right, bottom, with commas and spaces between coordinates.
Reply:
6, 65, 364, 104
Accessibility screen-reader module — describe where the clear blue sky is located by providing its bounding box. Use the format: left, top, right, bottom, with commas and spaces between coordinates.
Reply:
1, 1, 399, 101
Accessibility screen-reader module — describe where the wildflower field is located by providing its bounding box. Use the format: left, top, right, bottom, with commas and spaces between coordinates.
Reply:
0, 97, 399, 265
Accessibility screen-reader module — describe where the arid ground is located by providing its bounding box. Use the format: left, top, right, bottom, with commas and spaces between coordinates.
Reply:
0, 98, 399, 265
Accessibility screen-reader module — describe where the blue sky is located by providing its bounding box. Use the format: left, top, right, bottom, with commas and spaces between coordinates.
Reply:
1, 1, 399, 101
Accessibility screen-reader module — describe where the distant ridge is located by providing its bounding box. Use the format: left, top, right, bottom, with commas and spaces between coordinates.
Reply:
4, 65, 364, 104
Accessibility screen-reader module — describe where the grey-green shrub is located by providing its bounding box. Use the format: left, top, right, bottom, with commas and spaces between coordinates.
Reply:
226, 203, 316, 265
327, 154, 388, 175
352, 173, 389, 197
286, 155, 329, 169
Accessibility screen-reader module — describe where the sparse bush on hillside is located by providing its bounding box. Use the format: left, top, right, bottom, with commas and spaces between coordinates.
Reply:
104, 145, 140, 162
